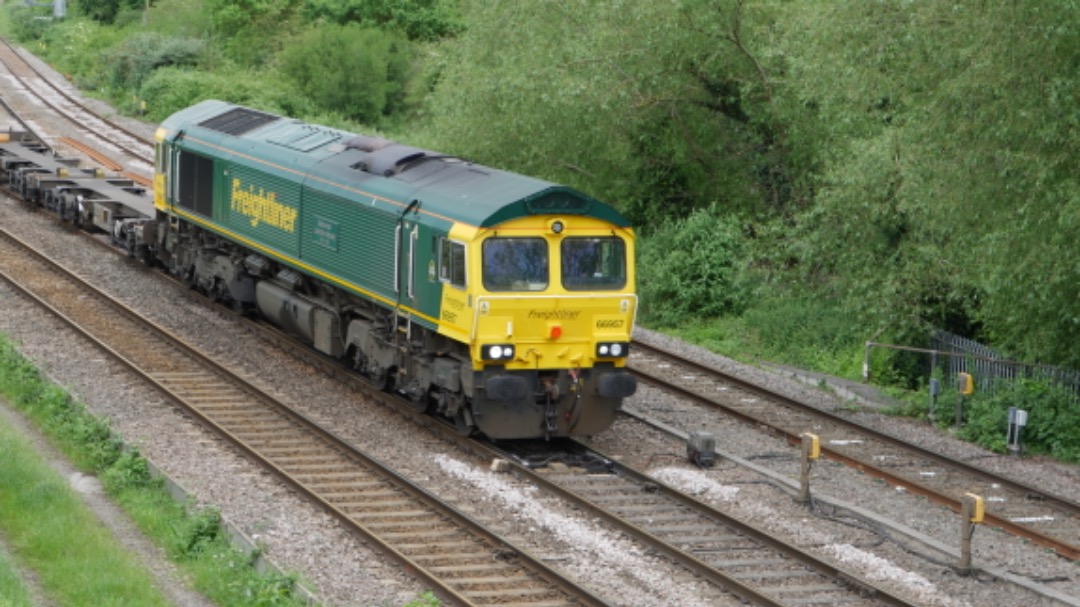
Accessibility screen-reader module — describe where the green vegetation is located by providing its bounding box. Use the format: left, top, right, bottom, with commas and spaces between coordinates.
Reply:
2, 1, 1078, 459
0, 388, 171, 606
0, 541, 35, 607
958, 379, 1080, 464
0, 337, 314, 606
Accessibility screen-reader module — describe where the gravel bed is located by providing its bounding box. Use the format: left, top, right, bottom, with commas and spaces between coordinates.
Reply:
2, 43, 1078, 607
618, 328, 1080, 605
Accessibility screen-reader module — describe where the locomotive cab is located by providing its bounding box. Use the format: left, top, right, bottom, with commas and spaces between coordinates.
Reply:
441, 214, 638, 439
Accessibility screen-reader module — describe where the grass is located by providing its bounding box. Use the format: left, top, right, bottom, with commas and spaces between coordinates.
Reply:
0, 334, 444, 606
0, 336, 311, 607
0, 538, 35, 607
0, 409, 170, 606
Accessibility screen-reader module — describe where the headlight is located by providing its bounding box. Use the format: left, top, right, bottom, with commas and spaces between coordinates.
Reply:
596, 342, 629, 358
482, 344, 516, 361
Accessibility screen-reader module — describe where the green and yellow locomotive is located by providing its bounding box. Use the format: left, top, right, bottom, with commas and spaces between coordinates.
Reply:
152, 100, 636, 439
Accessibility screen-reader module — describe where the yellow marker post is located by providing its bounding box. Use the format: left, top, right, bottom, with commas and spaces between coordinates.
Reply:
956, 372, 974, 427
799, 433, 820, 505
959, 493, 984, 574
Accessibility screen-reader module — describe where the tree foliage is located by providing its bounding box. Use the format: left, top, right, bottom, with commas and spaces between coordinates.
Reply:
764, 1, 1080, 366
203, 0, 304, 65
302, 0, 463, 41
421, 0, 785, 228
278, 24, 413, 126
76, 0, 145, 24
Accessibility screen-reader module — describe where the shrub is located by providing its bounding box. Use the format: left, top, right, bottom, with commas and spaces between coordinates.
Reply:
302, 0, 464, 42
637, 205, 750, 327
959, 378, 1080, 462
278, 24, 413, 126
137, 67, 301, 122
100, 32, 204, 91
6, 5, 52, 41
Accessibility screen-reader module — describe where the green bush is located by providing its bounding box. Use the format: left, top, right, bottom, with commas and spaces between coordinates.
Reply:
302, 0, 464, 42
76, 0, 145, 24
172, 508, 223, 559
5, 5, 52, 41
100, 32, 204, 91
278, 24, 413, 126
959, 378, 1080, 462
101, 448, 156, 491
637, 206, 750, 327
137, 67, 303, 122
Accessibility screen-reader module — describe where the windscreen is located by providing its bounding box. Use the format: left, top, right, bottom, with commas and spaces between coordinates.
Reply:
482, 237, 549, 291
561, 237, 627, 290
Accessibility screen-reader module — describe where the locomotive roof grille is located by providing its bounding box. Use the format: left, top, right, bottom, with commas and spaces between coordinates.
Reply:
268, 126, 341, 151
198, 108, 279, 136
344, 135, 392, 153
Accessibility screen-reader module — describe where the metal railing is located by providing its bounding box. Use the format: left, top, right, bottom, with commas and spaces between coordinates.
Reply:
864, 330, 1080, 399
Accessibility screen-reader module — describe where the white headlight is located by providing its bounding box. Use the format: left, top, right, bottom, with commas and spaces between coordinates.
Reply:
503, 346, 514, 359
610, 343, 623, 357
598, 344, 610, 356
490, 345, 504, 359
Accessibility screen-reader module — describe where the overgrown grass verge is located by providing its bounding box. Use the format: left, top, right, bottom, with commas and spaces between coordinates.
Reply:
0, 394, 170, 606
652, 294, 870, 381
0, 336, 310, 607
0, 536, 35, 607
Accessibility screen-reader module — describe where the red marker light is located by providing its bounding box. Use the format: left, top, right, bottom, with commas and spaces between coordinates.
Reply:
549, 325, 562, 339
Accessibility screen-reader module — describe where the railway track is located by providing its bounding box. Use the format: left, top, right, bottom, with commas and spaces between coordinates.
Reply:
492, 441, 926, 607
246, 320, 927, 605
0, 36, 154, 183
0, 224, 614, 607
628, 339, 1080, 561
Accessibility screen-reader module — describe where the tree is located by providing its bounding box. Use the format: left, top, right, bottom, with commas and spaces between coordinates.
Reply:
77, 0, 145, 24
279, 24, 413, 126
768, 1, 1080, 365
203, 0, 304, 65
419, 0, 791, 227
302, 0, 463, 41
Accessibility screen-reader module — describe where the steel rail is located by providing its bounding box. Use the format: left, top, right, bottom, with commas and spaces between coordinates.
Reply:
0, 36, 154, 164
629, 339, 1080, 561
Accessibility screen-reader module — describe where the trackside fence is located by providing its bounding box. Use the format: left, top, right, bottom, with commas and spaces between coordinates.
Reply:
863, 330, 1080, 400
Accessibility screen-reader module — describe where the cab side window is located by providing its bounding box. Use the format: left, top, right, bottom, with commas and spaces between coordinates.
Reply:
439, 237, 466, 288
